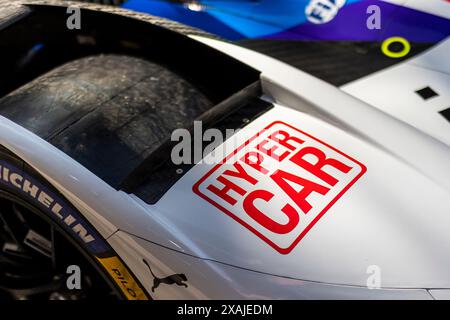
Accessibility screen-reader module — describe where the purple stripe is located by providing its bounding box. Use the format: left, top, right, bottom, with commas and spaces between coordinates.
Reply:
263, 0, 450, 42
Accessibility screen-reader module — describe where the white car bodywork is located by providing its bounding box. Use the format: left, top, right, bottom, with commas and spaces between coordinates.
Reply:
0, 35, 449, 300
341, 37, 450, 146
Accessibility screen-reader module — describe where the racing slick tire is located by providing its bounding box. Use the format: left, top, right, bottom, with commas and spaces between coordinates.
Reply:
0, 146, 150, 300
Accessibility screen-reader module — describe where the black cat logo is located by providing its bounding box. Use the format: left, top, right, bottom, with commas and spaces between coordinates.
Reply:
143, 259, 188, 292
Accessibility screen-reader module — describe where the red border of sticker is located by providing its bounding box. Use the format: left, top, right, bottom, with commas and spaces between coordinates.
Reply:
193, 121, 367, 254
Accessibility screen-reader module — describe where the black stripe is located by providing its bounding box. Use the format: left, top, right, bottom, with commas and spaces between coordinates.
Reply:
238, 40, 434, 86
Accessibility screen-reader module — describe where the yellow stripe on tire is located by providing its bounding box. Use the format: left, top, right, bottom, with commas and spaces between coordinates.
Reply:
97, 256, 149, 300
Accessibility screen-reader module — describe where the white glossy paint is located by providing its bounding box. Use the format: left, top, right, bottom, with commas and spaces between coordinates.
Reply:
429, 290, 450, 300
409, 37, 450, 74
0, 35, 449, 298
0, 116, 118, 239
0, 115, 200, 255
147, 104, 450, 288
341, 38, 450, 146
108, 231, 433, 299
191, 36, 450, 189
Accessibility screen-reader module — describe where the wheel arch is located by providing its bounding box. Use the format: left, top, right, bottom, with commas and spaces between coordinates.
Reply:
0, 142, 151, 300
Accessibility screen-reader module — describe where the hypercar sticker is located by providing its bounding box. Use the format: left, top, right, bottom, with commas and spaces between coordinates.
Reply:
0, 160, 149, 300
194, 121, 366, 254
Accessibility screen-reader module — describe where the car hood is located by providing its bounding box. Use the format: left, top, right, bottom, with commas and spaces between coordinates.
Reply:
147, 102, 450, 289
134, 39, 450, 289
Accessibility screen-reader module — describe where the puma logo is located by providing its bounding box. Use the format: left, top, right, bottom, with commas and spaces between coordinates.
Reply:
143, 259, 188, 292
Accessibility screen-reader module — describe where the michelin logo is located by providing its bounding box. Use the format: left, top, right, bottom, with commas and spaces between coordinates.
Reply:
0, 163, 95, 244
306, 0, 346, 24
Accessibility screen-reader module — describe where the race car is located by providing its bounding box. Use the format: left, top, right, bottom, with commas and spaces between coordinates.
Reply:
0, 0, 449, 300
